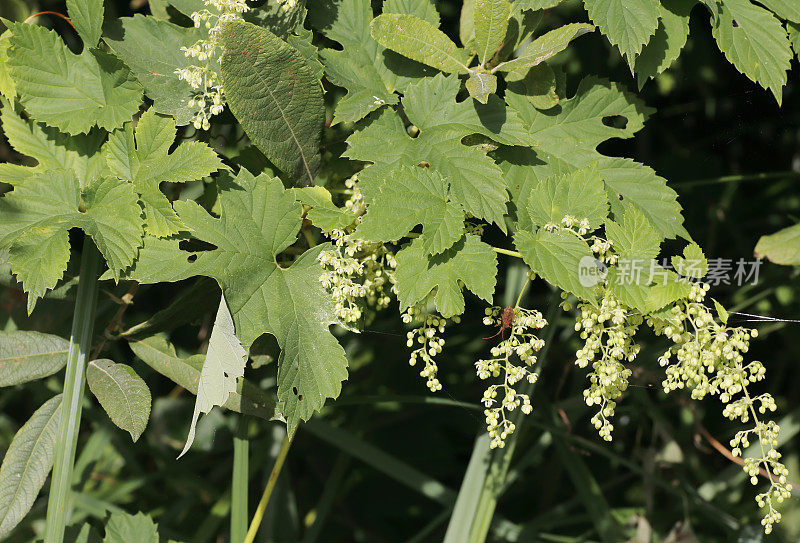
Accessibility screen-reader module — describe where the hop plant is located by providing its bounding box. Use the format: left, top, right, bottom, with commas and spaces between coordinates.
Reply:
403, 307, 459, 392
176, 0, 250, 129
654, 282, 791, 533
318, 229, 397, 326
573, 289, 642, 441
476, 306, 547, 449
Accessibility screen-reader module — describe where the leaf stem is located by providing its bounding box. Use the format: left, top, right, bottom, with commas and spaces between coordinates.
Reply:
231, 415, 250, 543
243, 431, 294, 543
43, 239, 102, 543
491, 247, 523, 259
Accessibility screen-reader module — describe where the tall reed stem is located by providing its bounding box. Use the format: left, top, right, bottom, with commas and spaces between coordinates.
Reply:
231, 415, 250, 542
43, 239, 101, 543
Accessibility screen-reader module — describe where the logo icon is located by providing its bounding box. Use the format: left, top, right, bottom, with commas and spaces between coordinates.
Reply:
578, 256, 607, 287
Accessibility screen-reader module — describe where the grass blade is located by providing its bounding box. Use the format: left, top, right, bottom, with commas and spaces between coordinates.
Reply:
43, 239, 102, 543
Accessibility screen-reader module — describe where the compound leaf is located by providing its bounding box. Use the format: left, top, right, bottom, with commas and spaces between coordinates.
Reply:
0, 394, 61, 539
0, 331, 69, 387
395, 234, 497, 317
87, 359, 152, 442
710, 0, 792, 104
220, 20, 324, 184
6, 22, 142, 135
370, 13, 470, 73
356, 165, 465, 255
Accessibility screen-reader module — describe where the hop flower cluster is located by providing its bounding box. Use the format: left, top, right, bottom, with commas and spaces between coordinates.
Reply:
176, 0, 249, 129
477, 306, 547, 449
590, 238, 616, 265
318, 229, 397, 325
403, 307, 459, 392
654, 282, 791, 533
573, 290, 642, 441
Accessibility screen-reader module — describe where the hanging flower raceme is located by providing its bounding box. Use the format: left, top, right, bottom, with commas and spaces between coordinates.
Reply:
403, 307, 458, 392
176, 0, 250, 129
654, 282, 791, 533
317, 175, 397, 326
573, 290, 642, 441
477, 306, 547, 449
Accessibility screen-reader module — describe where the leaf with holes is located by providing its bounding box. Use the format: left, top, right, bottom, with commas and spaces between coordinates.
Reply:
0, 170, 144, 312
0, 394, 61, 539
710, 0, 792, 104
87, 359, 152, 442
0, 331, 69, 387
356, 165, 465, 255
346, 73, 534, 229
220, 20, 324, 184
116, 170, 348, 435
